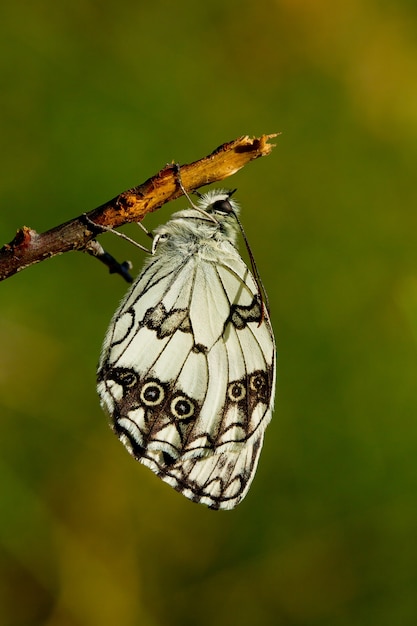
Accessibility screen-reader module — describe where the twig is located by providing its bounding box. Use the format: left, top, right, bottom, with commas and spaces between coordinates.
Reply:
0, 133, 278, 282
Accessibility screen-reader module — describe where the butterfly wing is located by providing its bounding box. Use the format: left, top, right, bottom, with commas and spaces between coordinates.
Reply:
98, 242, 275, 510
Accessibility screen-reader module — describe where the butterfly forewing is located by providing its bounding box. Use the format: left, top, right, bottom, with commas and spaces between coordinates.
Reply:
97, 190, 276, 510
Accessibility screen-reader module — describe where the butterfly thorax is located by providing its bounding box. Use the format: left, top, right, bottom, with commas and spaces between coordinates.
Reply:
152, 210, 240, 258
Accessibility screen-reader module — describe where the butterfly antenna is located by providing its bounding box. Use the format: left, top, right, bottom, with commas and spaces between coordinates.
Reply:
233, 211, 270, 316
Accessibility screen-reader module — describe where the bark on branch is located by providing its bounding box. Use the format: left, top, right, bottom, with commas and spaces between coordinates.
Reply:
0, 133, 278, 282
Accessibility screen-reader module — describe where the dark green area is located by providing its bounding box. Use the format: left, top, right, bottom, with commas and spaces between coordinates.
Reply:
1, 1, 417, 625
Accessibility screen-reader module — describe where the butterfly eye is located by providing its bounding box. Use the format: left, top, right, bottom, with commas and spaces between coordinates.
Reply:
228, 381, 246, 402
211, 199, 233, 214
171, 395, 195, 419
140, 381, 165, 406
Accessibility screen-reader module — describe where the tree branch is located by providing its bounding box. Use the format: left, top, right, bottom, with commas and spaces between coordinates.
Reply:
0, 133, 278, 282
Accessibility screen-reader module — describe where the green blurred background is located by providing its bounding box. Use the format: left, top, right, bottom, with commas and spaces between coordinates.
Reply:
1, 1, 417, 625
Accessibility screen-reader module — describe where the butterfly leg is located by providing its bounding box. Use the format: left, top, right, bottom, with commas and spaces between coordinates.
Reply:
172, 163, 218, 224
136, 221, 154, 239
171, 163, 198, 207
82, 213, 151, 253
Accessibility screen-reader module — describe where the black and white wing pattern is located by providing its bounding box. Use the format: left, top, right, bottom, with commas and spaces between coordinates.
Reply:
97, 190, 276, 510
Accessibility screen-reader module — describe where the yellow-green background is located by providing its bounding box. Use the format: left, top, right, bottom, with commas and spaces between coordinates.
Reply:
1, 1, 417, 625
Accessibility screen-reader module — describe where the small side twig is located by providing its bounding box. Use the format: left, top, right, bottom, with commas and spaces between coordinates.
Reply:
0, 133, 278, 282
85, 240, 134, 283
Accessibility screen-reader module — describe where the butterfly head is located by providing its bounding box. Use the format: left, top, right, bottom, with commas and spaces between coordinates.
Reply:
193, 189, 240, 238
196, 189, 239, 217
151, 189, 244, 256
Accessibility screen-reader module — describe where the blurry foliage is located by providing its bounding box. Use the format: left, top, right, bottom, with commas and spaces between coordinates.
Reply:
1, 1, 417, 625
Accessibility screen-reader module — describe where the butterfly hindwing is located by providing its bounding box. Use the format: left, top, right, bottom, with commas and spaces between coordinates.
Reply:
97, 190, 276, 510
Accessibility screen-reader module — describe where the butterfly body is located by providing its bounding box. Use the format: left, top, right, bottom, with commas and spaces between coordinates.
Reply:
97, 190, 276, 510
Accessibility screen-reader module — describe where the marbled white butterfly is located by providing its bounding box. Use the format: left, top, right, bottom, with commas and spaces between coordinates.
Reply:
97, 190, 276, 510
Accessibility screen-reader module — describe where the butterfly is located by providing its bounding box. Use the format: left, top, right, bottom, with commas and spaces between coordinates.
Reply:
97, 189, 276, 510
